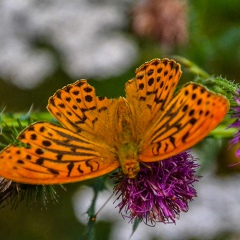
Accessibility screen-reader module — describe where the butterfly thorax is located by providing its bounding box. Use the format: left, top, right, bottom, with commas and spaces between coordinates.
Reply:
117, 97, 139, 178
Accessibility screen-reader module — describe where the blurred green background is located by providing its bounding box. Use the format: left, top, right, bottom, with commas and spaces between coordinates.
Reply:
0, 0, 240, 239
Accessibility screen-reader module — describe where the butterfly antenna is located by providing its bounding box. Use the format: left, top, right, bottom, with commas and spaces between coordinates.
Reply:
91, 192, 115, 221
141, 162, 153, 177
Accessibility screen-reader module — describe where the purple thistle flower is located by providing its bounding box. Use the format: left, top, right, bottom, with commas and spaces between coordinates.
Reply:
228, 89, 240, 158
112, 150, 200, 225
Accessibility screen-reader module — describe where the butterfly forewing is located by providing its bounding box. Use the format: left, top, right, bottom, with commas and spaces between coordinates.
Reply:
0, 122, 119, 184
47, 80, 118, 145
139, 83, 229, 161
125, 58, 182, 139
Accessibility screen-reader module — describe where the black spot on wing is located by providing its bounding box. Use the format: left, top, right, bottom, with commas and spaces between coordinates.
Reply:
31, 134, 37, 140
36, 158, 44, 165
152, 60, 160, 66
139, 83, 144, 90
67, 162, 74, 177
147, 69, 154, 76
73, 90, 80, 95
77, 165, 84, 174
169, 136, 176, 148
36, 148, 44, 155
42, 140, 51, 147
48, 168, 59, 175
84, 87, 92, 93
148, 78, 154, 86
182, 132, 189, 143
40, 126, 46, 132
85, 95, 93, 102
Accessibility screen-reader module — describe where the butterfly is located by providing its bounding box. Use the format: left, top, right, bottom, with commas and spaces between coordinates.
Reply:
0, 59, 229, 184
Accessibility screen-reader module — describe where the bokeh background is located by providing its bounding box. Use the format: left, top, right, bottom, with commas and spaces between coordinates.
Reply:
0, 0, 240, 239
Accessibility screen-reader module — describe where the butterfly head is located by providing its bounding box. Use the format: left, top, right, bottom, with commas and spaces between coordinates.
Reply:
121, 158, 140, 178
118, 141, 140, 178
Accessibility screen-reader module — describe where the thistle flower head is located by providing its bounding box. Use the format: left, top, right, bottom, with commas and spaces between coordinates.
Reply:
228, 89, 240, 158
112, 150, 200, 225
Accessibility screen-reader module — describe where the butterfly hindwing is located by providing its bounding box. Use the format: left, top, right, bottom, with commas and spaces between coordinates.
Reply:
139, 83, 229, 161
0, 122, 119, 184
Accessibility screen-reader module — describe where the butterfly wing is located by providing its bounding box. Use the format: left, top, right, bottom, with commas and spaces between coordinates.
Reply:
0, 122, 119, 184
125, 58, 182, 141
47, 79, 118, 146
139, 83, 229, 161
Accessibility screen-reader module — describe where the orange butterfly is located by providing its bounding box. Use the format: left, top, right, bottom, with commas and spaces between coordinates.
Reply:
0, 59, 229, 184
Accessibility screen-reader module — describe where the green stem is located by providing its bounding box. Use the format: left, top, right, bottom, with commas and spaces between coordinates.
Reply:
172, 55, 210, 78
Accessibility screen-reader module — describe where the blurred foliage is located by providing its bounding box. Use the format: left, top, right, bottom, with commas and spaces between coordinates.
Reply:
0, 0, 240, 240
